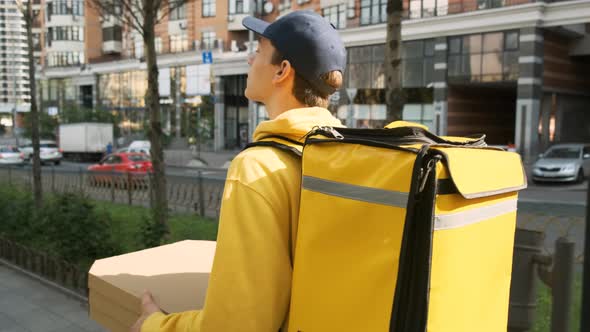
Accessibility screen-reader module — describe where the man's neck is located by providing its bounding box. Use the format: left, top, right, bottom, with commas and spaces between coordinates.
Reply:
264, 93, 308, 120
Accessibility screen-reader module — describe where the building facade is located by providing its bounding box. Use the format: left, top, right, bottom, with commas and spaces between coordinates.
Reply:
0, 0, 41, 137
30, 0, 590, 161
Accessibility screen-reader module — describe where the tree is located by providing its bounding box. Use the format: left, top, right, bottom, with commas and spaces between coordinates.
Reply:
16, 0, 42, 208
384, 0, 405, 122
88, 0, 187, 239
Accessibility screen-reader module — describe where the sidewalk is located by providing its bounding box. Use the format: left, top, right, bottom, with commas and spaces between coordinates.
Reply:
0, 262, 106, 332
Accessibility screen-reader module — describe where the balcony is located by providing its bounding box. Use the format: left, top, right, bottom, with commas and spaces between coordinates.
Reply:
103, 41, 122, 54
227, 13, 249, 31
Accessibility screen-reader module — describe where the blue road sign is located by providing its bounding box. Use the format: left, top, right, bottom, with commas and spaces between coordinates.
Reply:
202, 51, 213, 64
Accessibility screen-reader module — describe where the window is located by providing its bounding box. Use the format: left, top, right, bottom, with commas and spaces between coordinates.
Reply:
203, 0, 216, 17
103, 26, 122, 42
155, 37, 162, 54
323, 4, 347, 29
202, 31, 216, 50
229, 0, 245, 14
47, 51, 84, 67
360, 0, 386, 25
448, 31, 519, 82
170, 33, 189, 53
409, 0, 449, 18
402, 39, 435, 87
403, 104, 434, 131
348, 0, 356, 18
47, 26, 84, 44
48, 0, 84, 17
279, 0, 291, 12
134, 39, 144, 58
169, 3, 186, 20
346, 44, 386, 89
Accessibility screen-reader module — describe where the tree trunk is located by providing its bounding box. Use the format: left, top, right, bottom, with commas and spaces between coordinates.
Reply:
26, 1, 42, 208
143, 3, 169, 239
385, 0, 405, 123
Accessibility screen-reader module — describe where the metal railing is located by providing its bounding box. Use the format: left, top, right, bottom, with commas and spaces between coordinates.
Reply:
0, 165, 227, 219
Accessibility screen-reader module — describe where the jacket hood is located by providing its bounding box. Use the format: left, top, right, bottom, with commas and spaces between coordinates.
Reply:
253, 107, 343, 143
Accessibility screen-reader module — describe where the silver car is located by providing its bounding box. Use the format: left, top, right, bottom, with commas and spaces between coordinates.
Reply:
20, 140, 63, 165
532, 144, 590, 183
0, 145, 24, 166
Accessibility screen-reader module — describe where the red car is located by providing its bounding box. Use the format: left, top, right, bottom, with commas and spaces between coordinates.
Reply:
88, 152, 152, 187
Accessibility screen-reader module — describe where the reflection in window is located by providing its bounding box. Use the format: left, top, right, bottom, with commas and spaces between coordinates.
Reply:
170, 33, 189, 53
202, 31, 216, 50
360, 0, 386, 25
448, 31, 519, 82
323, 4, 347, 29
346, 45, 385, 89
203, 0, 216, 17
170, 3, 186, 20
403, 104, 434, 131
402, 39, 435, 88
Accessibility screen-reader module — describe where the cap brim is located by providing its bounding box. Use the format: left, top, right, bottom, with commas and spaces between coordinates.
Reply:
242, 16, 270, 36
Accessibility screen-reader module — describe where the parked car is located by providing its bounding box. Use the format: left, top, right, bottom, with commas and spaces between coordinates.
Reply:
0, 146, 24, 166
532, 143, 590, 183
87, 152, 153, 187
20, 140, 63, 165
128, 140, 151, 156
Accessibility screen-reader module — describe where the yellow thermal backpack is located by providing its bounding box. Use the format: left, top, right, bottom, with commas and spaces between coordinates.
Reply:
249, 121, 527, 332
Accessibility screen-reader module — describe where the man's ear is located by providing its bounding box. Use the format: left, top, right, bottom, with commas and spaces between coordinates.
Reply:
272, 60, 293, 85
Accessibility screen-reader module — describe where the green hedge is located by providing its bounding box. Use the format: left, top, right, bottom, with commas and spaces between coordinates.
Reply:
0, 186, 217, 270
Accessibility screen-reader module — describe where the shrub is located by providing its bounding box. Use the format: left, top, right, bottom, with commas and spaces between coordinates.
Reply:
39, 193, 121, 264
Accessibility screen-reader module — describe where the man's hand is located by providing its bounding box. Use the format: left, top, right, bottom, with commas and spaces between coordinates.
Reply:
130, 291, 162, 332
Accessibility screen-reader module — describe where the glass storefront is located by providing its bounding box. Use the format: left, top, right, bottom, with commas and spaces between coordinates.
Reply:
333, 42, 434, 129
223, 75, 249, 150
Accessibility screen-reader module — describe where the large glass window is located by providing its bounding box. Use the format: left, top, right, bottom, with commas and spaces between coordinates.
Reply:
402, 39, 435, 87
448, 31, 519, 83
323, 4, 347, 29
360, 0, 386, 25
203, 0, 216, 17
346, 44, 386, 89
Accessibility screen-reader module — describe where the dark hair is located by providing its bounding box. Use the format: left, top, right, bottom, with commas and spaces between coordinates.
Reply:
271, 49, 343, 108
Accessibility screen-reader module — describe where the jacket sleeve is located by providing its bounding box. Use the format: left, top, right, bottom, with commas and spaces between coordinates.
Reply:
141, 177, 293, 332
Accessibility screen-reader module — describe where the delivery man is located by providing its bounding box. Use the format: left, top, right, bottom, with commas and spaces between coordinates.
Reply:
131, 10, 346, 332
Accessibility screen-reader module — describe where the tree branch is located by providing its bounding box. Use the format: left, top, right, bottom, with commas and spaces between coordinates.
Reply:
155, 0, 187, 25
88, 0, 145, 37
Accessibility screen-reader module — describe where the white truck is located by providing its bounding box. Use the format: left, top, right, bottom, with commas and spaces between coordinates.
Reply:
59, 123, 114, 162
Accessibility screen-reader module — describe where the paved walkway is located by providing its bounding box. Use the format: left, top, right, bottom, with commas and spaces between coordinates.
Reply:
0, 262, 106, 332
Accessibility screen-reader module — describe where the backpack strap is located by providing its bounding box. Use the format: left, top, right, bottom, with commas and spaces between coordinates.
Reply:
244, 135, 303, 158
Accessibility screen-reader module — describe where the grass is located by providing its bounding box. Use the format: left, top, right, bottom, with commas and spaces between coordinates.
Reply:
533, 272, 583, 332
94, 201, 218, 254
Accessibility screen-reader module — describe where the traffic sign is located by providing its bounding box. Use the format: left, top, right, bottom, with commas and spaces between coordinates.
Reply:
202, 51, 213, 64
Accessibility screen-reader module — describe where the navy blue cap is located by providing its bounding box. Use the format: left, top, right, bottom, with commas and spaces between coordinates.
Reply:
242, 10, 346, 96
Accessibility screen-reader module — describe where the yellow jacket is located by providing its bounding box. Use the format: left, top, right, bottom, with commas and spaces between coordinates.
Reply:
142, 107, 343, 332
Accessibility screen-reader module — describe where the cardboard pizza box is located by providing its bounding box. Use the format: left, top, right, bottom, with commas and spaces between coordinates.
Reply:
88, 240, 216, 331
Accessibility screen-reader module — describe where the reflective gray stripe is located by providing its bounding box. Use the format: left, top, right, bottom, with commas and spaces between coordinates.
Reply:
434, 199, 518, 231
302, 176, 408, 208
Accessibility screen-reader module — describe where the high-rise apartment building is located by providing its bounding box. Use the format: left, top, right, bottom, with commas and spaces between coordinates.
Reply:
0, 0, 34, 136
30, 0, 590, 160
